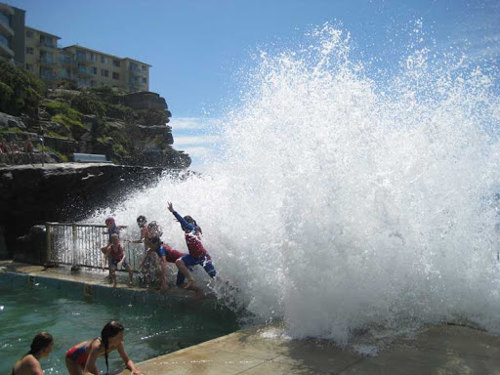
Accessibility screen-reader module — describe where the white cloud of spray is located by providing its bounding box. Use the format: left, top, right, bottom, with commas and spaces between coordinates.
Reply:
93, 22, 500, 348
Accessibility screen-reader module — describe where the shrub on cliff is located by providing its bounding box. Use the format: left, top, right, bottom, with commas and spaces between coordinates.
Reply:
41, 100, 86, 138
70, 91, 106, 118
0, 60, 45, 117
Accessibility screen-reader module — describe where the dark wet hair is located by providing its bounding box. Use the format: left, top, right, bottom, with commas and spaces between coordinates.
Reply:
136, 215, 147, 225
147, 221, 163, 237
149, 236, 161, 246
101, 321, 124, 375
105, 217, 115, 225
182, 215, 202, 234
28, 332, 53, 356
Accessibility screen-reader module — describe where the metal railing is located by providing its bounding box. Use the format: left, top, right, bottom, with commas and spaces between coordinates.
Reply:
45, 222, 142, 271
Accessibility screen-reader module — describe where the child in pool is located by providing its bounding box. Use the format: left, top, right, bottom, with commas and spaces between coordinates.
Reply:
11, 332, 53, 375
65, 321, 143, 375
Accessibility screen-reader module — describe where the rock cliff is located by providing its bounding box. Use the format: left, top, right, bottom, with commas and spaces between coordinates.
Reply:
0, 70, 191, 168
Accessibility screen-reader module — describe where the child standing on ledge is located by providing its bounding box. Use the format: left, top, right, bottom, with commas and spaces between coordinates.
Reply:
104, 233, 133, 287
100, 217, 121, 271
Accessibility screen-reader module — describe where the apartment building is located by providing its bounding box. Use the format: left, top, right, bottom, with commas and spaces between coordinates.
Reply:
0, 2, 150, 93
0, 2, 25, 66
60, 45, 150, 92
24, 26, 60, 81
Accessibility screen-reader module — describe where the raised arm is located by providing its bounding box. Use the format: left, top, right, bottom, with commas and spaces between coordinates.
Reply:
168, 202, 195, 231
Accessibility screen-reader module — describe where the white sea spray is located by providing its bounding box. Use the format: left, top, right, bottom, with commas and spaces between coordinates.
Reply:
90, 23, 500, 346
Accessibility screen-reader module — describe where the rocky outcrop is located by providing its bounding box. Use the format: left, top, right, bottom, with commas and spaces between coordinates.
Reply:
0, 87, 191, 169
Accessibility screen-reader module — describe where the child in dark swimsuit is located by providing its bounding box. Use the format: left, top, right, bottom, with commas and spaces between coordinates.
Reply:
11, 332, 53, 375
65, 321, 143, 375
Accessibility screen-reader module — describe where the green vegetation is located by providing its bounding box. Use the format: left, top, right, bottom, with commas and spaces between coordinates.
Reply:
35, 143, 68, 162
0, 127, 23, 134
0, 60, 45, 117
70, 91, 106, 118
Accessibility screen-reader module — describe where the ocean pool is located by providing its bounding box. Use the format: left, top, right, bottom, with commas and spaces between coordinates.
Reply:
0, 272, 240, 374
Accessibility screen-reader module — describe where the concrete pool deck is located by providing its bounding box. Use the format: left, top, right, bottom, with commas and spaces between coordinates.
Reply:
2, 261, 500, 374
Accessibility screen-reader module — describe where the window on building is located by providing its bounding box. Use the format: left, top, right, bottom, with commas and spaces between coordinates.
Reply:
90, 53, 97, 62
142, 65, 146, 71
40, 51, 54, 64
40, 35, 55, 48
26, 47, 34, 55
25, 64, 33, 71
101, 69, 109, 77
92, 67, 97, 75
142, 77, 146, 83
76, 49, 86, 61
40, 67, 54, 79
0, 11, 10, 26
101, 56, 108, 64
113, 59, 120, 67
26, 30, 34, 38
112, 72, 120, 80
0, 34, 8, 48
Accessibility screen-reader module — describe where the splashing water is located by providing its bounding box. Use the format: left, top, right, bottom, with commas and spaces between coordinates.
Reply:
92, 24, 500, 345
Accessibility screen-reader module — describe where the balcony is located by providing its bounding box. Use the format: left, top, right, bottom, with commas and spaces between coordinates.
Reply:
76, 68, 92, 77
40, 41, 57, 49
58, 55, 75, 67
75, 56, 90, 65
39, 57, 56, 67
0, 4, 14, 16
0, 38, 14, 59
0, 15, 13, 36
40, 69, 57, 81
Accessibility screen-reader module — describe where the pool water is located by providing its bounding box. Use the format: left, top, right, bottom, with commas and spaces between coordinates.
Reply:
0, 273, 240, 374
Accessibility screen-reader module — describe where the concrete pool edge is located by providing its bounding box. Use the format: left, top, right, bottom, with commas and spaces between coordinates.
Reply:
0, 261, 208, 306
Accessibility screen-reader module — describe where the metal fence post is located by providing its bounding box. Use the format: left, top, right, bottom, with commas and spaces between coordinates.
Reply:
72, 224, 77, 268
45, 223, 51, 264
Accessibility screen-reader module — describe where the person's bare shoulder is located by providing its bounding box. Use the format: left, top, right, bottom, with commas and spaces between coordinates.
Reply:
13, 355, 43, 375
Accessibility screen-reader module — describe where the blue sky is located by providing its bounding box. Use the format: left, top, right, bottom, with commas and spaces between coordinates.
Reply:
8, 0, 500, 170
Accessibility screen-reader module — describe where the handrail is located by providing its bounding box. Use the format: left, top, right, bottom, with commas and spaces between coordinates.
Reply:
45, 222, 145, 272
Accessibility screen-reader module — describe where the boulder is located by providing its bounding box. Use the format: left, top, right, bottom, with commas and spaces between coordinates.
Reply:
124, 91, 168, 111
0, 112, 26, 130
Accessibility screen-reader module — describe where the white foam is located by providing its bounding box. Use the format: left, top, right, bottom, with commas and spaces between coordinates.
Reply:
88, 23, 500, 345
